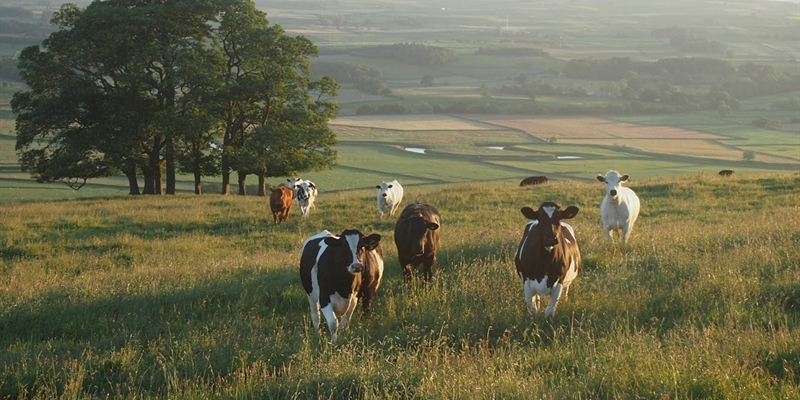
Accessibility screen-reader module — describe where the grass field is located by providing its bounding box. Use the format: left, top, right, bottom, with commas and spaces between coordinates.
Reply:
1, 173, 798, 398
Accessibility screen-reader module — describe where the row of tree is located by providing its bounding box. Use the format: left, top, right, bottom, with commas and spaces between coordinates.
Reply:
13, 0, 339, 196
357, 43, 458, 66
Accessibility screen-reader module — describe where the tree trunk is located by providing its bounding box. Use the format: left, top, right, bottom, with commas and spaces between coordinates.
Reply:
257, 172, 267, 196
165, 135, 176, 194
125, 164, 140, 195
142, 164, 155, 195
220, 152, 231, 195
193, 159, 202, 195
237, 170, 247, 195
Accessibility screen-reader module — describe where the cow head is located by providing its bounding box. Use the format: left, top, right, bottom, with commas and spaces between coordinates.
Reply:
296, 182, 315, 201
402, 215, 439, 256
597, 170, 629, 200
324, 229, 382, 274
376, 182, 393, 198
521, 202, 579, 253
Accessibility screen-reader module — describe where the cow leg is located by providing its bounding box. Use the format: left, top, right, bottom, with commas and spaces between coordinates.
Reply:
622, 224, 632, 243
338, 295, 359, 333
523, 280, 539, 315
399, 254, 413, 282
603, 225, 614, 242
320, 304, 339, 342
422, 257, 435, 282
545, 284, 563, 317
307, 297, 321, 331
360, 291, 374, 317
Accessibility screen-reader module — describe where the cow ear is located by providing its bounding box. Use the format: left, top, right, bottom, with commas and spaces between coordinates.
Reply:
309, 182, 316, 188
561, 206, 580, 219
387, 184, 393, 189
427, 222, 439, 231
620, 174, 629, 182
364, 234, 382, 250
324, 236, 341, 247
521, 206, 537, 220
596, 175, 606, 183
376, 185, 381, 189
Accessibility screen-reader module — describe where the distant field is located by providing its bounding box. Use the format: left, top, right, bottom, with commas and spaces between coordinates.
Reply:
2, 113, 798, 203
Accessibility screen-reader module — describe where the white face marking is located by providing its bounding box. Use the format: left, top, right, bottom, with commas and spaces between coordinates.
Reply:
344, 233, 361, 273
543, 206, 557, 218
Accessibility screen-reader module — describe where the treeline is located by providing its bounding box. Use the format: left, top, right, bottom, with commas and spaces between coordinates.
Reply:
358, 43, 458, 65
563, 57, 735, 81
311, 61, 382, 83
355, 99, 689, 117
474, 47, 549, 57
652, 27, 728, 54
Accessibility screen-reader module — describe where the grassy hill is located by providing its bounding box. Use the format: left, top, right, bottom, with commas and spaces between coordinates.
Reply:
1, 172, 798, 398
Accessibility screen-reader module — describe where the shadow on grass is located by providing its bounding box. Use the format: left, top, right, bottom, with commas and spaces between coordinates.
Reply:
0, 265, 304, 349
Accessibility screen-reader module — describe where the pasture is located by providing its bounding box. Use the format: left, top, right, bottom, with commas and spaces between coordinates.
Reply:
1, 173, 799, 398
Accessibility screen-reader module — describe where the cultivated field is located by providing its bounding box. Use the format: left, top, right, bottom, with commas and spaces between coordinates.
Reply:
1, 173, 798, 398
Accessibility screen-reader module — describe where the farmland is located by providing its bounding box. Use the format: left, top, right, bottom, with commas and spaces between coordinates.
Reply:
1, 0, 798, 202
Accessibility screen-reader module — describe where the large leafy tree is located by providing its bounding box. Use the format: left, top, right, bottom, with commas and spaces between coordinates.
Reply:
13, 0, 338, 195
211, 0, 338, 195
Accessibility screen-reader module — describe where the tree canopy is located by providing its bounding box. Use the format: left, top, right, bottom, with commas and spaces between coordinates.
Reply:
12, 0, 339, 195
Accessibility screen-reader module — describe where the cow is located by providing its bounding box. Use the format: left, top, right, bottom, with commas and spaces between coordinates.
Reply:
294, 181, 317, 220
394, 203, 441, 282
287, 177, 318, 204
299, 229, 383, 342
520, 176, 549, 187
269, 186, 293, 224
376, 180, 404, 219
597, 170, 641, 243
718, 169, 735, 177
514, 202, 581, 317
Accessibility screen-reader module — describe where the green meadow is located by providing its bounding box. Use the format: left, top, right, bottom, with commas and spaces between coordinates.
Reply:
1, 173, 799, 398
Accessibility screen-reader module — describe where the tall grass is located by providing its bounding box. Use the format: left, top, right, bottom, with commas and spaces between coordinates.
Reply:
1, 173, 799, 398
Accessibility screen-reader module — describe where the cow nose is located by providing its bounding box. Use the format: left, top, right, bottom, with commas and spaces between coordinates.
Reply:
349, 263, 364, 274
546, 238, 559, 247
610, 189, 617, 197
382, 193, 387, 197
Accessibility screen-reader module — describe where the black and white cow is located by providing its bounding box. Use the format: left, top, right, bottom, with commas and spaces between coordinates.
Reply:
514, 202, 581, 317
295, 181, 317, 220
299, 229, 383, 342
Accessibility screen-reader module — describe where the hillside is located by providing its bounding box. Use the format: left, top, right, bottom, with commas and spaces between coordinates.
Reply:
1, 173, 798, 398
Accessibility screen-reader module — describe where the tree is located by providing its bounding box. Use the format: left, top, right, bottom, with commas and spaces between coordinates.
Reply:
13, 0, 339, 196
209, 1, 339, 195
13, 0, 218, 195
421, 74, 434, 87
743, 150, 756, 161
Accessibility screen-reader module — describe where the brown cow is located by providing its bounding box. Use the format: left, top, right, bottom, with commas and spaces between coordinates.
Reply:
520, 176, 549, 187
514, 202, 581, 317
394, 203, 441, 282
270, 186, 293, 224
718, 169, 735, 177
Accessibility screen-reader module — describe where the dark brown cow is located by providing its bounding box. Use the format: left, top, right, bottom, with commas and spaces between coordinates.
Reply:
718, 169, 735, 177
520, 176, 549, 187
269, 186, 293, 224
514, 201, 581, 317
394, 203, 441, 282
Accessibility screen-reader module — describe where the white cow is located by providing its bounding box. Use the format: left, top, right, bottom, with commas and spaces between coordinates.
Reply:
597, 170, 641, 243
295, 181, 317, 220
288, 177, 317, 209
376, 180, 404, 219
